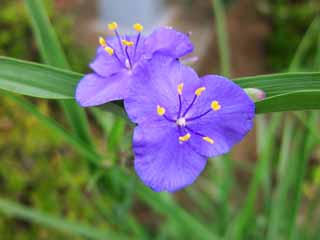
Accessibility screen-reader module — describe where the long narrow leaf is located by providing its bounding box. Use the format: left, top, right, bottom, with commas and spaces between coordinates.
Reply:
24, 0, 92, 145
1, 57, 320, 114
0, 197, 127, 240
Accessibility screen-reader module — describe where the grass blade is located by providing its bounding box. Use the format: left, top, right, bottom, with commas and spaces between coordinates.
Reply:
24, 0, 92, 145
212, 0, 231, 76
0, 197, 128, 240
2, 57, 320, 115
226, 114, 282, 239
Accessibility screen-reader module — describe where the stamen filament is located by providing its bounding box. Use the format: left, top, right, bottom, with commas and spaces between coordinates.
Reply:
186, 109, 211, 122
106, 41, 125, 67
164, 115, 176, 122
185, 126, 205, 137
133, 33, 141, 61
132, 23, 143, 61
185, 127, 215, 144
125, 46, 133, 69
115, 30, 126, 56
182, 95, 197, 117
178, 94, 182, 117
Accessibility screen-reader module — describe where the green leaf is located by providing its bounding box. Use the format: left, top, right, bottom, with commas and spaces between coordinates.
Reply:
0, 57, 79, 99
1, 57, 320, 114
212, 0, 231, 76
24, 0, 70, 68
255, 90, 320, 113
24, 0, 92, 145
235, 72, 320, 97
0, 197, 128, 240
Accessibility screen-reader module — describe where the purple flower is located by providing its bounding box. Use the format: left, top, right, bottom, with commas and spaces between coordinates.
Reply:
125, 55, 255, 192
75, 22, 194, 107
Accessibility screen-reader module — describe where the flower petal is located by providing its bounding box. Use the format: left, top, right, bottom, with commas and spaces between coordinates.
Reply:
75, 71, 132, 107
90, 50, 123, 77
186, 75, 255, 157
125, 54, 201, 124
133, 123, 207, 192
143, 27, 194, 59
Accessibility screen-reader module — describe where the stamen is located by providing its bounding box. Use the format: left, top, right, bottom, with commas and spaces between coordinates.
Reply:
182, 95, 197, 117
177, 83, 184, 95
182, 86, 205, 117
157, 105, 166, 116
186, 109, 211, 122
108, 22, 118, 31
99, 37, 107, 47
122, 40, 134, 47
108, 22, 126, 57
179, 133, 191, 142
211, 101, 221, 111
124, 47, 132, 68
133, 23, 144, 32
133, 24, 143, 61
99, 37, 114, 55
195, 87, 206, 96
186, 127, 214, 144
105, 41, 124, 66
178, 94, 182, 117
104, 46, 114, 55
203, 136, 214, 144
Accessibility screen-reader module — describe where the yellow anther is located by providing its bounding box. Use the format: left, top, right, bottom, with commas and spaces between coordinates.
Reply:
179, 133, 191, 142
133, 23, 144, 32
203, 136, 214, 144
108, 22, 118, 31
211, 101, 221, 111
104, 46, 114, 55
195, 87, 206, 96
157, 105, 166, 116
122, 40, 134, 47
177, 83, 184, 95
99, 37, 107, 47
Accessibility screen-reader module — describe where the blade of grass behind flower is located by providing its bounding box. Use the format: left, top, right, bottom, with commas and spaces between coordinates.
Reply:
226, 114, 282, 239
267, 17, 320, 240
287, 21, 320, 239
211, 0, 231, 76
24, 0, 93, 147
289, 17, 320, 71
266, 117, 294, 239
0, 197, 128, 240
4, 92, 101, 164
287, 23, 320, 239
211, 2, 234, 235
288, 115, 318, 240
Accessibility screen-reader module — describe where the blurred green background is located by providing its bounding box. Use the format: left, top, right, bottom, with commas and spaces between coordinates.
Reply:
0, 0, 320, 239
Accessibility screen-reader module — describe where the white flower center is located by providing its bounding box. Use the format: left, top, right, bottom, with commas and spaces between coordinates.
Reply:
176, 117, 186, 127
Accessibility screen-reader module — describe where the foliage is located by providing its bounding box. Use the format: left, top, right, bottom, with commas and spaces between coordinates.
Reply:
0, 0, 320, 239
0, 0, 89, 72
264, 0, 320, 71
